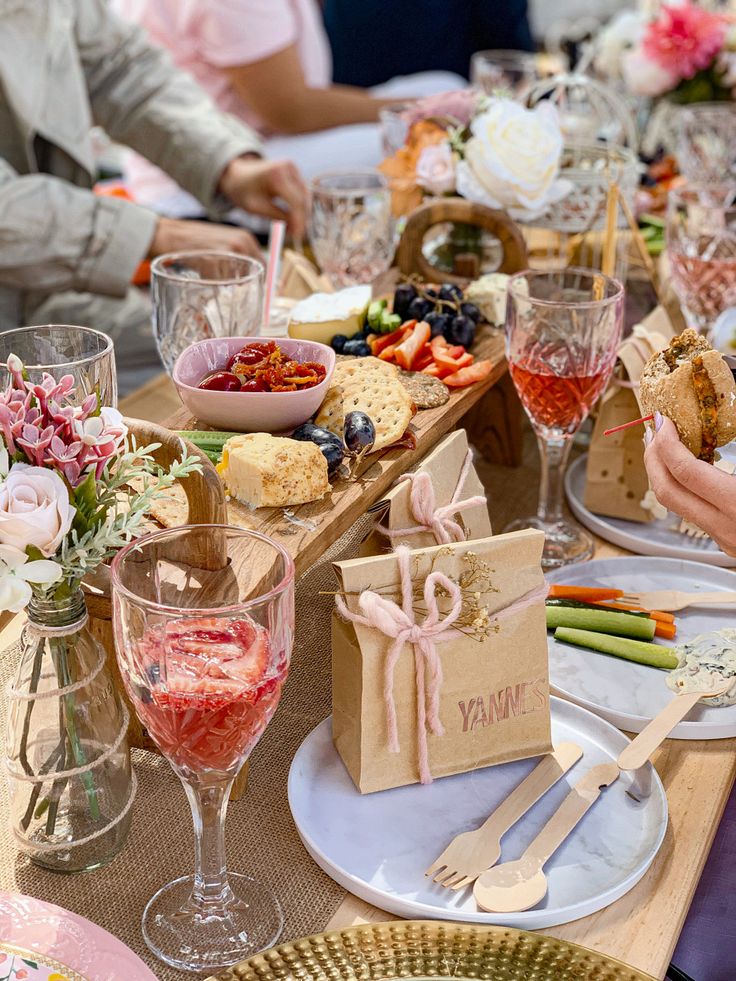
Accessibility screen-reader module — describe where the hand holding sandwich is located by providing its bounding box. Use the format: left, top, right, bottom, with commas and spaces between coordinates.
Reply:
645, 414, 736, 555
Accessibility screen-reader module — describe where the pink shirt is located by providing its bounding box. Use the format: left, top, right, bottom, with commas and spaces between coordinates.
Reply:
114, 0, 332, 135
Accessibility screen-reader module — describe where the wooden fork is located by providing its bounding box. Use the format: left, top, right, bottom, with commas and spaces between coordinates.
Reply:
621, 589, 736, 612
424, 743, 581, 891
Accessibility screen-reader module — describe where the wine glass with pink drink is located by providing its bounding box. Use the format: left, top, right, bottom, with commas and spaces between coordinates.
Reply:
112, 525, 294, 973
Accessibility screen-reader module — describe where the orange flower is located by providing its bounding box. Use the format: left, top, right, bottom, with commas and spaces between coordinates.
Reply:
379, 120, 449, 216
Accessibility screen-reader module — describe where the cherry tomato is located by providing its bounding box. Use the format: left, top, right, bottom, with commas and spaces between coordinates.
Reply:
240, 378, 267, 393
197, 371, 242, 392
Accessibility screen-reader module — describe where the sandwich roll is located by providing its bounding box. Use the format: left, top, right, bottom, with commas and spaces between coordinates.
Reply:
640, 328, 736, 463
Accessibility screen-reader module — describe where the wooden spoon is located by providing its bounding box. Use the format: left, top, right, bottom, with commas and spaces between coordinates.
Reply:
474, 680, 731, 913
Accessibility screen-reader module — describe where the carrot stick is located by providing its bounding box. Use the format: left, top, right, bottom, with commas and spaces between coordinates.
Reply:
655, 621, 677, 640
548, 585, 624, 601
593, 601, 676, 623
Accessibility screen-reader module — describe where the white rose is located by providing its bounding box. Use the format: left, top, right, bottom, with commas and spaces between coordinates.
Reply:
621, 47, 678, 97
415, 143, 456, 195
0, 464, 75, 557
594, 11, 647, 80
455, 99, 572, 221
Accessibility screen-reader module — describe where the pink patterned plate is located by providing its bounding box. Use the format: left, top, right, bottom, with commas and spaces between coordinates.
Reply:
0, 893, 156, 981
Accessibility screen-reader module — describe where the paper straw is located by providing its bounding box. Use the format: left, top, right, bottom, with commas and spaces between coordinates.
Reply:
604, 414, 654, 437
263, 219, 286, 329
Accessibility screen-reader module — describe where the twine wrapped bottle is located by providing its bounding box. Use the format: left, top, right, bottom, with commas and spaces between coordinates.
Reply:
5, 589, 134, 872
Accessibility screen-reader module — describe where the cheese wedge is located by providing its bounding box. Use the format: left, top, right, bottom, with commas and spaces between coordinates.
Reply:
217, 433, 329, 508
287, 286, 371, 344
464, 273, 511, 326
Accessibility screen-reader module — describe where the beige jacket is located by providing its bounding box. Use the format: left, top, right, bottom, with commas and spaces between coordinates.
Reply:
0, 0, 261, 329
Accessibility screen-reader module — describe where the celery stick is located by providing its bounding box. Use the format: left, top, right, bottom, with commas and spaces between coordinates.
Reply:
554, 627, 678, 670
546, 606, 656, 641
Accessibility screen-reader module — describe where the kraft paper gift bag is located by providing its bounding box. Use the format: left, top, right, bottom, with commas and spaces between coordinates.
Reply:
361, 429, 492, 556
584, 315, 674, 523
332, 528, 552, 794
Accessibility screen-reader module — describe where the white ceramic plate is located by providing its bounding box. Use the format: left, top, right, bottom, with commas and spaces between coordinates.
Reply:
547, 556, 736, 738
565, 454, 736, 568
288, 700, 667, 930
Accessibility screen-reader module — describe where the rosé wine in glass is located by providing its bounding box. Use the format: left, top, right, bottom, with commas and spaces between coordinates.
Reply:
112, 525, 294, 974
666, 184, 736, 338
131, 616, 286, 776
504, 268, 624, 568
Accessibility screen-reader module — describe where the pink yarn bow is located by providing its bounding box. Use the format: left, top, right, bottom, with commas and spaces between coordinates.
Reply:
336, 545, 462, 784
380, 449, 486, 545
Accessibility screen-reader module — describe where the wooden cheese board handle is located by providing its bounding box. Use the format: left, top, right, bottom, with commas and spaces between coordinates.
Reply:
396, 198, 529, 285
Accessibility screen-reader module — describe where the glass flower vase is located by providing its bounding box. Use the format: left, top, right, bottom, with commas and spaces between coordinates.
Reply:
5, 589, 134, 872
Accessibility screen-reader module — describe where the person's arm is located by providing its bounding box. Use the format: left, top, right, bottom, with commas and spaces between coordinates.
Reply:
74, 0, 262, 208
223, 44, 399, 134
644, 414, 736, 555
0, 157, 157, 296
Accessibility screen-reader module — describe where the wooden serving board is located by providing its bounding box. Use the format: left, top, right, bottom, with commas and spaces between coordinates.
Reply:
163, 328, 516, 576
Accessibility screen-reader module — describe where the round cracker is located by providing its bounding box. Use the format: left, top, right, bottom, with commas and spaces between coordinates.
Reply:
399, 371, 449, 408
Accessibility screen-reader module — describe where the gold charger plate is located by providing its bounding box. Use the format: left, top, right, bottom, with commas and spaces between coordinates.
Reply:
207, 920, 656, 981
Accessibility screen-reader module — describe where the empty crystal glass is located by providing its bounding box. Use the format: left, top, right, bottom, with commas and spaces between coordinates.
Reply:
0, 325, 117, 407
310, 169, 394, 287
676, 103, 736, 184
151, 251, 265, 372
471, 50, 538, 98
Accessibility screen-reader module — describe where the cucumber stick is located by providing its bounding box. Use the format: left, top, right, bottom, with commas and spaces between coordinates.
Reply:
546, 606, 656, 641
554, 627, 678, 670
545, 598, 649, 619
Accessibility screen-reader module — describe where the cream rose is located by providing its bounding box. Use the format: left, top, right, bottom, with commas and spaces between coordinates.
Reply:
455, 99, 572, 221
416, 143, 456, 195
0, 464, 75, 557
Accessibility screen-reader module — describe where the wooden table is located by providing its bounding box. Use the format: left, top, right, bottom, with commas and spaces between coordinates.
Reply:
161, 338, 736, 979
5, 323, 729, 980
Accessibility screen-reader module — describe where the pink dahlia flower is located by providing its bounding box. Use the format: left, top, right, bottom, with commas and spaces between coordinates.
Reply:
643, 2, 727, 81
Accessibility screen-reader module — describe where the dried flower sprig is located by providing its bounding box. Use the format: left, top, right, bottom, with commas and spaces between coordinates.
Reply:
322, 549, 498, 642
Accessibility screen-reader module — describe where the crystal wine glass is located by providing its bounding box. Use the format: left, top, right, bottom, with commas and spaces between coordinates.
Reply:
310, 169, 394, 287
470, 49, 538, 98
504, 268, 624, 568
112, 525, 295, 973
0, 324, 117, 407
667, 183, 736, 338
676, 103, 736, 184
151, 251, 265, 372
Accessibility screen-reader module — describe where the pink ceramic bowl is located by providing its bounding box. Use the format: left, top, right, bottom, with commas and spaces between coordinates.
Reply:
172, 336, 335, 432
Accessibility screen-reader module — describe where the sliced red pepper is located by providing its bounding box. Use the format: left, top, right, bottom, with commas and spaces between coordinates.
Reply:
370, 323, 413, 356
414, 351, 434, 371
443, 359, 494, 387
421, 363, 443, 377
378, 344, 398, 361
394, 320, 431, 371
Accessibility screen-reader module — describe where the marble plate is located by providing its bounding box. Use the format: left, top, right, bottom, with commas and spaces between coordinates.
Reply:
288, 700, 667, 930
547, 556, 736, 738
564, 454, 736, 567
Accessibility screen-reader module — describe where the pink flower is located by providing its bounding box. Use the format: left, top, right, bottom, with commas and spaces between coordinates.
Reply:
16, 970, 28, 979
622, 46, 679, 96
16, 423, 55, 467
415, 143, 456, 195
643, 2, 727, 81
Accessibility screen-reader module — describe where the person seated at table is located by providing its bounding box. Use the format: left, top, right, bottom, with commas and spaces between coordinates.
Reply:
323, 0, 534, 87
0, 0, 307, 395
112, 0, 466, 213
644, 413, 736, 556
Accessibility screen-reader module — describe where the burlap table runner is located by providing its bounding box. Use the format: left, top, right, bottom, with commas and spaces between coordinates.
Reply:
0, 513, 378, 981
